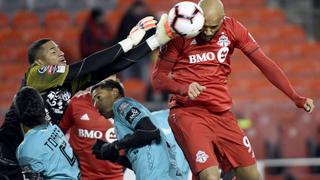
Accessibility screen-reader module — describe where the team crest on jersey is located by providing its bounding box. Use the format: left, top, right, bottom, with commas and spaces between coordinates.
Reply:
217, 33, 230, 47
118, 101, 130, 115
45, 88, 71, 115
196, 150, 209, 163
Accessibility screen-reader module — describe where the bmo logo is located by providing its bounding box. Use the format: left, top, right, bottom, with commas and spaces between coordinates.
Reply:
78, 128, 117, 143
188, 47, 229, 64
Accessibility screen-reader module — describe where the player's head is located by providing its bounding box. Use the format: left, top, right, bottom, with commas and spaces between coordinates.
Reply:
28, 38, 66, 66
91, 80, 125, 118
14, 86, 47, 129
198, 0, 224, 41
90, 7, 105, 25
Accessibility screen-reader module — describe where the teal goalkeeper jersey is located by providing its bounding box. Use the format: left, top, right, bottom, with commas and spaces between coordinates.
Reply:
113, 97, 189, 180
16, 123, 80, 179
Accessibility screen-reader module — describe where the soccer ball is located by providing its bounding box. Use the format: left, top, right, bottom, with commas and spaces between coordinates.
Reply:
168, 1, 205, 38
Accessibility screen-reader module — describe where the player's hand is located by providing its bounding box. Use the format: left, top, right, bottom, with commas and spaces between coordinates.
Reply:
188, 82, 206, 100
146, 13, 176, 50
92, 139, 119, 161
303, 98, 314, 113
155, 13, 175, 45
128, 16, 157, 46
119, 16, 157, 52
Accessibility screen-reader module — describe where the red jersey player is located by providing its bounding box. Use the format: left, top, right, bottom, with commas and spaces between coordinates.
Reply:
59, 88, 123, 180
152, 0, 315, 179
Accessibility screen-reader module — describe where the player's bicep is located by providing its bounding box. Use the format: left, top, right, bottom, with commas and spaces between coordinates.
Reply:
59, 102, 74, 133
233, 20, 259, 54
115, 101, 148, 129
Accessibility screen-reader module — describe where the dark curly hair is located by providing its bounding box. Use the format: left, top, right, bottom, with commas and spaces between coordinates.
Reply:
14, 86, 47, 128
91, 79, 125, 97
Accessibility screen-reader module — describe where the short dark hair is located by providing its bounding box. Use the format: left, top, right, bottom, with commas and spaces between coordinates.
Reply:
91, 7, 103, 20
91, 80, 125, 97
14, 86, 46, 128
28, 38, 51, 65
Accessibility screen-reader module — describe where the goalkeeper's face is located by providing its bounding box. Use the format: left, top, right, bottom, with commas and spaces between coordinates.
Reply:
92, 87, 116, 119
38, 41, 66, 66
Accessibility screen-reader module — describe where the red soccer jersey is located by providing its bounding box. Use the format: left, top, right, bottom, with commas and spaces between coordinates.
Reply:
153, 17, 259, 112
59, 90, 123, 180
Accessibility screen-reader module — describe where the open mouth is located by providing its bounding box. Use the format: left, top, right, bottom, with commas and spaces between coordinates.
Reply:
60, 59, 67, 63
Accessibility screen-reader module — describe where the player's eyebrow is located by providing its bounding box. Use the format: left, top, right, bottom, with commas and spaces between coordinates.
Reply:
49, 46, 56, 51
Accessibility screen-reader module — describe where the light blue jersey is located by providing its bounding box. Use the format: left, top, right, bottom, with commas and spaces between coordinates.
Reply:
113, 97, 189, 180
16, 123, 80, 179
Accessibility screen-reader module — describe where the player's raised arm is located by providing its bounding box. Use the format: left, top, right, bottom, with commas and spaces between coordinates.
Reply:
64, 16, 157, 82
232, 18, 314, 113
247, 48, 314, 112
66, 14, 174, 84
152, 38, 188, 96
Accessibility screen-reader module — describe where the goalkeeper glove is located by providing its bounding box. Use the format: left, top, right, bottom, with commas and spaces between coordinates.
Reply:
119, 16, 157, 52
146, 13, 175, 50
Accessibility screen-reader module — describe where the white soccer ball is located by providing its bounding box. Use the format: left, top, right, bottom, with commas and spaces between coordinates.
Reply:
168, 1, 205, 38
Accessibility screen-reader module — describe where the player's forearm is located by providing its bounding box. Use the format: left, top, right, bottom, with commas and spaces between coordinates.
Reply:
152, 71, 188, 96
116, 129, 160, 150
65, 43, 125, 82
116, 117, 160, 150
90, 42, 153, 83
248, 49, 306, 107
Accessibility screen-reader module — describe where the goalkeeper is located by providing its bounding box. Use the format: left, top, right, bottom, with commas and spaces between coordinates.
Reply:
0, 14, 174, 179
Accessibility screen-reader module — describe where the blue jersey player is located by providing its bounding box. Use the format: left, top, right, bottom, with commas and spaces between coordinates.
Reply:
14, 86, 80, 180
91, 80, 189, 180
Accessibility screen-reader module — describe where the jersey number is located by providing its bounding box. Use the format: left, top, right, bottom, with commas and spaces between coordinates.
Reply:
59, 141, 77, 166
243, 136, 255, 158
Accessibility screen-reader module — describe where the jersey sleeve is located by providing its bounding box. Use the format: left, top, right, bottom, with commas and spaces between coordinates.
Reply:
70, 75, 92, 95
26, 64, 69, 92
233, 19, 259, 55
113, 98, 150, 130
151, 38, 189, 95
18, 157, 45, 173
59, 99, 74, 134
17, 146, 46, 173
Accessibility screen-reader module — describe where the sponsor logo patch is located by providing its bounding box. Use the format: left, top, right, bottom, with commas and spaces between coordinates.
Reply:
80, 113, 90, 121
125, 107, 141, 123
38, 66, 49, 73
118, 102, 130, 115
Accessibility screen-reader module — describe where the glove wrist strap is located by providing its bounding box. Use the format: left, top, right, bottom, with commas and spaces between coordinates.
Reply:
146, 35, 160, 51
118, 38, 133, 53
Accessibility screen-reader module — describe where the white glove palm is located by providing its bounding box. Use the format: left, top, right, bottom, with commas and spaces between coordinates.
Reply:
146, 14, 175, 50
119, 16, 157, 52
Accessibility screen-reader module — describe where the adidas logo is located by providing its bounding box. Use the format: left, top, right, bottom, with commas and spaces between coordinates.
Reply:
190, 39, 197, 45
80, 113, 90, 121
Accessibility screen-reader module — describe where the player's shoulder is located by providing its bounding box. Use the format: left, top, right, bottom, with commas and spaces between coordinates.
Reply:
114, 97, 145, 116
28, 64, 68, 76
71, 90, 92, 102
18, 134, 43, 157
223, 16, 246, 29
114, 97, 136, 110
223, 16, 237, 24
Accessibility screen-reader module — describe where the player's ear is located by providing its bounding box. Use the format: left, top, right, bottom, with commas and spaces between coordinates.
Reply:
112, 88, 120, 98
